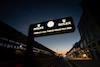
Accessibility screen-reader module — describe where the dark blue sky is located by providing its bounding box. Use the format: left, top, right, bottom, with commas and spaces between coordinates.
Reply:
0, 0, 83, 54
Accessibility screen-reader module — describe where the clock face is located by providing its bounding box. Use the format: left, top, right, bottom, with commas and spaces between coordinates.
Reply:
47, 21, 54, 27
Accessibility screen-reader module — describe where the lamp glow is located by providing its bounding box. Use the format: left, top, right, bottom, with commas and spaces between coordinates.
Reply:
62, 19, 66, 22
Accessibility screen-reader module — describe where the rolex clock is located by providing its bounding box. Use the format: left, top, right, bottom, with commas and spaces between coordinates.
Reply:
47, 21, 54, 28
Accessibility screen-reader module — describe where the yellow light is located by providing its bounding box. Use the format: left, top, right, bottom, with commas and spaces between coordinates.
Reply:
87, 50, 89, 52
62, 19, 66, 22
83, 54, 86, 57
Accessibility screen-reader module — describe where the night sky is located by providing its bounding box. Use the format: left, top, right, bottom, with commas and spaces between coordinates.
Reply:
0, 0, 83, 55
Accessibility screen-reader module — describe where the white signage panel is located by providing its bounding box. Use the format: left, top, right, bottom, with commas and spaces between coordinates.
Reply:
30, 17, 75, 37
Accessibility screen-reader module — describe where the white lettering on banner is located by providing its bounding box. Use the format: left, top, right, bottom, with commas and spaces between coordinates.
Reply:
47, 30, 54, 32
33, 24, 44, 30
67, 27, 72, 29
61, 28, 67, 30
33, 20, 72, 31
33, 27, 72, 34
54, 28, 62, 31
42, 31, 47, 33
58, 21, 71, 26
34, 32, 41, 34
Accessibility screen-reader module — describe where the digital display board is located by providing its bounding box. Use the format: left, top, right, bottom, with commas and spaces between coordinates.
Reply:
30, 17, 75, 37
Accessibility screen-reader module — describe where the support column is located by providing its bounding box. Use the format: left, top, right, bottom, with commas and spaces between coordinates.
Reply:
24, 25, 35, 67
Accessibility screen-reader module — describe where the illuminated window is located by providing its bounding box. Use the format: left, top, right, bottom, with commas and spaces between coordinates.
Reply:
14, 46, 17, 49
7, 44, 10, 48
4, 44, 7, 47
10, 45, 13, 48
19, 45, 22, 48
17, 46, 19, 49
91, 25, 99, 37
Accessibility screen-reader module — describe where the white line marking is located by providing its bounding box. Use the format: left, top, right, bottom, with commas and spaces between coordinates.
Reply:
64, 58, 73, 67
70, 61, 81, 67
51, 61, 58, 67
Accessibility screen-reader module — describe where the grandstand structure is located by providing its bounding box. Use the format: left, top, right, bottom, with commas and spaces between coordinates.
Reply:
0, 21, 56, 67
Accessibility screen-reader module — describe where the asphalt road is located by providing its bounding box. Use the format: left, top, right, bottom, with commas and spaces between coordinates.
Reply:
51, 57, 79, 67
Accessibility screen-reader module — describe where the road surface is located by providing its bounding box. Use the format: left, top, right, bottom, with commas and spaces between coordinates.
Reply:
51, 57, 79, 67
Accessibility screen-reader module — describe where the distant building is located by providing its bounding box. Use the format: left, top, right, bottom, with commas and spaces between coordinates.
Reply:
66, 42, 82, 58
77, 0, 100, 60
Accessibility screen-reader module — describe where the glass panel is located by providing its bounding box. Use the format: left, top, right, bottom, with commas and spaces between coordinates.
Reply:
10, 45, 13, 48
1, 37, 8, 41
83, 20, 87, 26
81, 25, 84, 31
7, 44, 10, 48
14, 46, 16, 49
24, 48, 26, 50
90, 51, 95, 59
4, 44, 6, 47
86, 14, 90, 22
88, 45, 91, 48
15, 42, 20, 44
91, 41, 96, 47
17, 46, 19, 49
96, 38, 100, 46
22, 44, 26, 47
87, 30, 93, 40
91, 25, 99, 37
95, 50, 100, 60
85, 33, 89, 42
9, 40, 14, 43
78, 26, 83, 36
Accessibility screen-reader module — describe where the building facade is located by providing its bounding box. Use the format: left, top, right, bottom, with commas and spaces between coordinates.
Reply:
77, 0, 100, 60
66, 42, 84, 58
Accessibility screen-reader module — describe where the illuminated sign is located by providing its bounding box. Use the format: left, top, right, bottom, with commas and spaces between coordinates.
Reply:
30, 17, 75, 37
